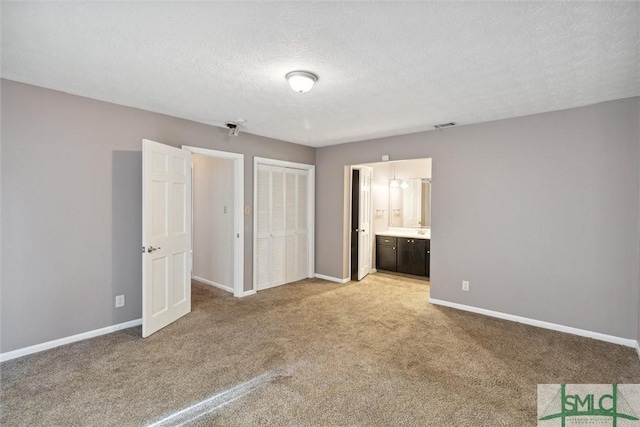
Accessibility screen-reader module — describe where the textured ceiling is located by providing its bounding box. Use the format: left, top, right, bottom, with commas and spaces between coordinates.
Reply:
2, 2, 639, 147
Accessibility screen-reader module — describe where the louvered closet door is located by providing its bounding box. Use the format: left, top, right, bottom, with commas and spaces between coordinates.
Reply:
269, 167, 286, 287
296, 170, 309, 281
256, 165, 271, 290
284, 169, 298, 284
256, 164, 309, 290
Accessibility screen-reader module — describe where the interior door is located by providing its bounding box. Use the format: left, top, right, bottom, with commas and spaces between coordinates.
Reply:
357, 166, 372, 280
350, 169, 359, 281
142, 139, 192, 337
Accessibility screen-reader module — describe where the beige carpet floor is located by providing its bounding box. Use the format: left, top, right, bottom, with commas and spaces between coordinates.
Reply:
2, 273, 639, 426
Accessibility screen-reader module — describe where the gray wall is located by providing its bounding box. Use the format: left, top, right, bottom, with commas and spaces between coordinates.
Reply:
1, 79, 315, 352
192, 155, 234, 290
316, 97, 640, 339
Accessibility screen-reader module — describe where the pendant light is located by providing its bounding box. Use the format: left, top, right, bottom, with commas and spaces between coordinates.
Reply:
390, 163, 400, 188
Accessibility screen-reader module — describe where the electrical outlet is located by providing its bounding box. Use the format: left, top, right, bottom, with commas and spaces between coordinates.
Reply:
115, 295, 125, 308
462, 281, 470, 291
244, 206, 250, 215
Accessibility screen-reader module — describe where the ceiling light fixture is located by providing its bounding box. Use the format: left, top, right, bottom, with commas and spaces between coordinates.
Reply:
286, 71, 318, 93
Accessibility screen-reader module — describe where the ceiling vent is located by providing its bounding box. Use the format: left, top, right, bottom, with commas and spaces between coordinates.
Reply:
434, 122, 457, 130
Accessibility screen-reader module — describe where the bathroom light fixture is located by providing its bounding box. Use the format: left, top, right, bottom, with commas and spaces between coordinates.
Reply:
286, 71, 318, 93
390, 163, 401, 188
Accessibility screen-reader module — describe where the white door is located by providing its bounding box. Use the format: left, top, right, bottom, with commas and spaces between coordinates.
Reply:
256, 165, 310, 290
142, 139, 192, 337
269, 167, 286, 288
295, 170, 309, 281
284, 169, 298, 284
257, 165, 286, 290
255, 164, 271, 290
357, 166, 372, 280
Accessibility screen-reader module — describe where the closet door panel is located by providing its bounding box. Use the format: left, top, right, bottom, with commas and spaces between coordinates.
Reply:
269, 167, 286, 286
296, 171, 309, 280
297, 232, 308, 280
256, 164, 311, 290
285, 170, 298, 283
256, 165, 270, 289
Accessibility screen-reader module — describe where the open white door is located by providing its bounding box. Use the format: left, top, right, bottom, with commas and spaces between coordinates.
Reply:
357, 166, 372, 280
142, 139, 192, 337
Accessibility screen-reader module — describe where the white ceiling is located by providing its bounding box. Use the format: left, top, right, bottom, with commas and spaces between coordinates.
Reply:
2, 2, 638, 147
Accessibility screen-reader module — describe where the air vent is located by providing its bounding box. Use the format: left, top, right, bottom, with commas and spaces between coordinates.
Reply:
434, 122, 457, 130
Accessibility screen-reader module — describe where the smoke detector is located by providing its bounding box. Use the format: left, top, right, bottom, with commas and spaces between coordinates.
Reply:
434, 122, 457, 130
226, 119, 246, 137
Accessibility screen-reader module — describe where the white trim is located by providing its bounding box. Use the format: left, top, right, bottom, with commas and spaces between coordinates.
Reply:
254, 157, 313, 171
315, 273, 351, 284
635, 341, 640, 360
239, 290, 257, 298
193, 276, 233, 293
253, 157, 315, 293
429, 298, 637, 348
0, 319, 142, 362
183, 146, 244, 298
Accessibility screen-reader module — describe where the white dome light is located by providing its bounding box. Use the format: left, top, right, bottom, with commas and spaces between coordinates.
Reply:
286, 71, 318, 93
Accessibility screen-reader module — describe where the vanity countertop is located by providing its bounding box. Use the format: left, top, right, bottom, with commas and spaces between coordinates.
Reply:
376, 228, 431, 239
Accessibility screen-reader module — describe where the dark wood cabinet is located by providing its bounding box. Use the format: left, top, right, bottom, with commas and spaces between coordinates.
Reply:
376, 235, 429, 278
376, 236, 397, 271
398, 238, 427, 276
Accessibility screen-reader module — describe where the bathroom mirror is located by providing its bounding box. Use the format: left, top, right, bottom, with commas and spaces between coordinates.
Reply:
389, 178, 431, 228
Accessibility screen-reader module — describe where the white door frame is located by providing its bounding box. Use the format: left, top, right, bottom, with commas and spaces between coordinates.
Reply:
253, 157, 315, 292
183, 146, 245, 297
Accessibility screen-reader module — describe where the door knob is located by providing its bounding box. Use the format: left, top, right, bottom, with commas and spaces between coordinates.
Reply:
147, 246, 161, 253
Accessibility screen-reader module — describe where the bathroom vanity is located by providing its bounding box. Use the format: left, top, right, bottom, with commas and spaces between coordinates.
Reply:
374, 173, 431, 278
376, 230, 430, 278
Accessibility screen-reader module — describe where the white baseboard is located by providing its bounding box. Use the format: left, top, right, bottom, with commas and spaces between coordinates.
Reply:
0, 318, 142, 363
239, 289, 257, 298
314, 273, 350, 284
429, 298, 638, 349
635, 342, 640, 360
193, 276, 233, 294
